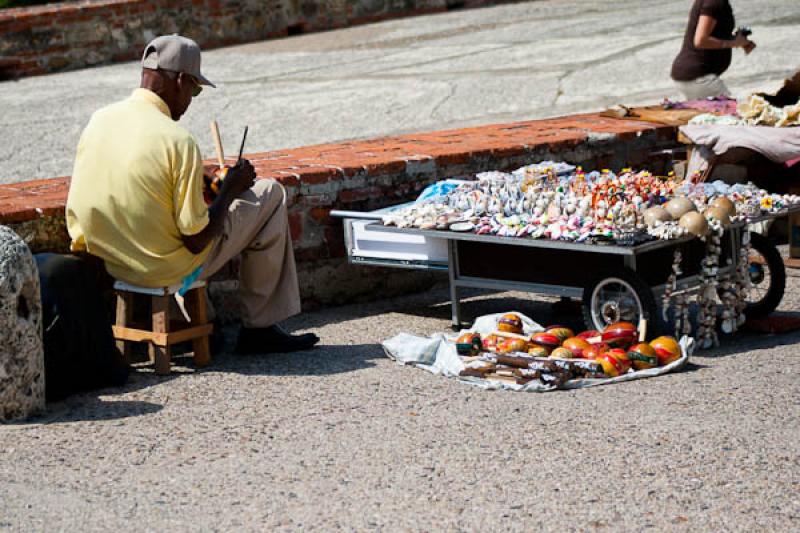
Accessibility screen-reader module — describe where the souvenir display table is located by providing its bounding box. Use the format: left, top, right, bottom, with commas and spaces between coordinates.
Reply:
334, 164, 800, 348
342, 207, 794, 335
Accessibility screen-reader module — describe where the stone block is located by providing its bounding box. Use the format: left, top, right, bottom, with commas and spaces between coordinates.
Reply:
0, 226, 44, 422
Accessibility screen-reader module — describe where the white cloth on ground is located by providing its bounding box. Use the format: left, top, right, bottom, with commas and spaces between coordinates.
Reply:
382, 312, 693, 392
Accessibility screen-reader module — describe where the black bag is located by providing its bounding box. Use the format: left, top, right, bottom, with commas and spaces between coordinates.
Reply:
36, 253, 129, 401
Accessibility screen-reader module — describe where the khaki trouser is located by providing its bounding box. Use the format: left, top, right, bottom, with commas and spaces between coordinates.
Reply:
200, 178, 301, 328
674, 74, 731, 100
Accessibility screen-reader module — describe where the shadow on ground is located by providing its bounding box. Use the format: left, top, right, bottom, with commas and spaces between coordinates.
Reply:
292, 285, 581, 331
210, 342, 380, 376
700, 327, 800, 358
8, 362, 183, 425
11, 397, 163, 425
19, 286, 798, 424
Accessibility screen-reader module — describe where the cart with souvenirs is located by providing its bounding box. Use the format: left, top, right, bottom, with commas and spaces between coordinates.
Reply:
333, 163, 798, 347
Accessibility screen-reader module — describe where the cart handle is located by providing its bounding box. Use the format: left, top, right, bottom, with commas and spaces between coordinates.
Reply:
330, 210, 384, 220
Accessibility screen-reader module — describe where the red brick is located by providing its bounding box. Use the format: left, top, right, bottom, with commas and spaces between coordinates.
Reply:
363, 159, 406, 175
295, 166, 340, 184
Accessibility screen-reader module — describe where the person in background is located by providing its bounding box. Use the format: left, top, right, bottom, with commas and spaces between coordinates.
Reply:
671, 0, 756, 100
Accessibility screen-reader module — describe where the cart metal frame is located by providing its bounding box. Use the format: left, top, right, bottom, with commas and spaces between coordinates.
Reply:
333, 207, 796, 330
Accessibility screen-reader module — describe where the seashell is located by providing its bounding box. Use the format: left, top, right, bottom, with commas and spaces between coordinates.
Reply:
449, 222, 474, 232
704, 207, 731, 228
678, 211, 709, 237
664, 197, 696, 219
643, 206, 672, 227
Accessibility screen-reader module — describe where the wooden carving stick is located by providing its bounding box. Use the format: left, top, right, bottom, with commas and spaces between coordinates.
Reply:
210, 120, 225, 169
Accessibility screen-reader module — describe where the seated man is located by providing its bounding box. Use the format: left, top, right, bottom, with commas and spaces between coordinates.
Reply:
66, 35, 318, 354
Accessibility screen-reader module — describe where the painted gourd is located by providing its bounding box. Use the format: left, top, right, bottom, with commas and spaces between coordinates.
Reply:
601, 322, 638, 347
626, 343, 658, 370
650, 336, 681, 366
496, 337, 528, 354
583, 342, 610, 361
607, 348, 632, 373
527, 345, 551, 357
455, 332, 483, 356
549, 347, 574, 359
531, 332, 561, 350
577, 330, 601, 341
497, 313, 524, 334
546, 325, 575, 343
562, 337, 591, 358
482, 334, 501, 352
596, 351, 626, 377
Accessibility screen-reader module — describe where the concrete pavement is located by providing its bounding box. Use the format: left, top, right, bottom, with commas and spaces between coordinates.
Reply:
2, 272, 799, 531
2, 1, 800, 530
2, 0, 799, 183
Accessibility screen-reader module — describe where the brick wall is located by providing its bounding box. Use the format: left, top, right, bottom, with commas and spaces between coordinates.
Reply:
0, 0, 512, 79
0, 113, 678, 313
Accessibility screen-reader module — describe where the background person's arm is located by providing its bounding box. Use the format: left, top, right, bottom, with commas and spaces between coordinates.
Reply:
181, 159, 256, 254
694, 15, 755, 53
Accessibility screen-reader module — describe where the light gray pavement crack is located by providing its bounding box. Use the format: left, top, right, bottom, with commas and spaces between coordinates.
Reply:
429, 81, 458, 120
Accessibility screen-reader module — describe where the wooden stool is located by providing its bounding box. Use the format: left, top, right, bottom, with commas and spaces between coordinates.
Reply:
112, 281, 212, 375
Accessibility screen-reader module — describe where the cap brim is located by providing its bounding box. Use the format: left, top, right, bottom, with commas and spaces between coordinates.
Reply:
196, 72, 216, 88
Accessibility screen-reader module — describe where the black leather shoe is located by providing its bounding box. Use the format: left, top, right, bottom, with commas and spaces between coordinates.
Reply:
235, 325, 320, 355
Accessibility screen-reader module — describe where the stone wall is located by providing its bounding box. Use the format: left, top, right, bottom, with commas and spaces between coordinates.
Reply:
0, 113, 679, 311
0, 0, 512, 78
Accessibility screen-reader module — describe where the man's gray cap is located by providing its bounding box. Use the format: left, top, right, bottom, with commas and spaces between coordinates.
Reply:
141, 35, 215, 88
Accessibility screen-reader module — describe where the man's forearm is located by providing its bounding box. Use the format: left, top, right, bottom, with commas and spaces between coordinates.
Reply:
181, 188, 237, 254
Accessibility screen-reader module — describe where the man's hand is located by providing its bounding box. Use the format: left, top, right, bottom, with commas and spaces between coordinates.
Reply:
181, 158, 257, 254
220, 159, 256, 196
742, 39, 757, 55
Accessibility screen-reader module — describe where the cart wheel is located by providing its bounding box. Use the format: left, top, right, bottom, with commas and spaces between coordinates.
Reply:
741, 232, 786, 319
582, 268, 660, 334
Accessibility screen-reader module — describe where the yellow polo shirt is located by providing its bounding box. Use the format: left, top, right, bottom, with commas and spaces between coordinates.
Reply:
66, 88, 211, 287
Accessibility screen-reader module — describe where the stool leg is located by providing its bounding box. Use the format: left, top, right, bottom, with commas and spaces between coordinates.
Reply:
186, 288, 212, 368
115, 292, 133, 364
150, 295, 171, 375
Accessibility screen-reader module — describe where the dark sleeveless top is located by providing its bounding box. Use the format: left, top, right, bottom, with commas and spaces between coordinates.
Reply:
671, 0, 735, 82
